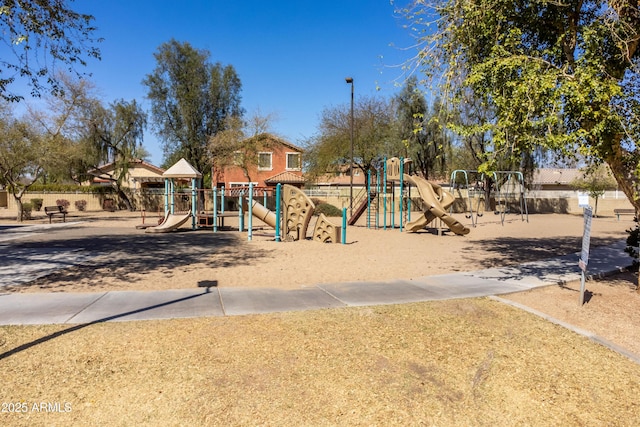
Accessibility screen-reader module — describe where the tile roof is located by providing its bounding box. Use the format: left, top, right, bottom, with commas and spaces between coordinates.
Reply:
264, 171, 305, 184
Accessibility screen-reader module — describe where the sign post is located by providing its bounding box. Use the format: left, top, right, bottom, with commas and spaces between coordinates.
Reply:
578, 206, 593, 306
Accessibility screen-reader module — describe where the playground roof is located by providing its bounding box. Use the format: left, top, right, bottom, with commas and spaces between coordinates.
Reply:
163, 158, 202, 179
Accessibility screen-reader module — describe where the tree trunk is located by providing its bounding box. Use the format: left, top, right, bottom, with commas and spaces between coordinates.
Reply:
14, 197, 23, 222
115, 186, 134, 211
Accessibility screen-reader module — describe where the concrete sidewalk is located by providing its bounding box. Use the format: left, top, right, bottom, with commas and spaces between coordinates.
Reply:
0, 240, 630, 326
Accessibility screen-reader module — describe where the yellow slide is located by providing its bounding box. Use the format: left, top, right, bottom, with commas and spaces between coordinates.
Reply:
404, 174, 470, 235
249, 199, 277, 228
145, 213, 191, 233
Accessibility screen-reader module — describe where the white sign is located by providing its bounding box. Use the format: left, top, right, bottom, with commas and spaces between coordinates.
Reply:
578, 192, 590, 208
579, 206, 593, 272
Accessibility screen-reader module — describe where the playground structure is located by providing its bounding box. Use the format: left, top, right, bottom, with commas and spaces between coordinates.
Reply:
139, 158, 340, 242
403, 174, 469, 235
205, 183, 342, 243
144, 157, 527, 239
347, 157, 529, 234
144, 158, 201, 233
345, 157, 468, 235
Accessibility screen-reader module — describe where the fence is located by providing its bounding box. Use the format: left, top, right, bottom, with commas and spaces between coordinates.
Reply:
0, 186, 634, 218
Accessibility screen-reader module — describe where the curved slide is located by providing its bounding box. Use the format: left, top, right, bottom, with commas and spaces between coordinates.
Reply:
145, 213, 191, 233
248, 199, 277, 228
404, 174, 470, 235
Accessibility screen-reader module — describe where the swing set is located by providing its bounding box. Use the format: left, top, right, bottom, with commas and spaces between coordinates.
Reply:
449, 170, 529, 226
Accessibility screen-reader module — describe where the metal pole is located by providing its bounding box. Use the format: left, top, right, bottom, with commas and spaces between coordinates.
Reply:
367, 169, 371, 229
238, 190, 243, 232
221, 186, 225, 214
346, 77, 354, 216
399, 157, 404, 232
191, 178, 197, 230
275, 183, 281, 242
342, 207, 347, 244
248, 183, 253, 241
376, 168, 380, 229
213, 187, 218, 232
383, 158, 387, 230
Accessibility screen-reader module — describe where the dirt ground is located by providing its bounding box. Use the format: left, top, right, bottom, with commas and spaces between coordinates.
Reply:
1, 209, 638, 357
1, 209, 639, 425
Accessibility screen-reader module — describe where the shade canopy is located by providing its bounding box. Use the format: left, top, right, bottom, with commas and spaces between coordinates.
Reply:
162, 158, 202, 179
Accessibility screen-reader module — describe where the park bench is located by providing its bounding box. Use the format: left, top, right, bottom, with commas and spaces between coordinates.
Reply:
44, 205, 67, 223
614, 208, 636, 221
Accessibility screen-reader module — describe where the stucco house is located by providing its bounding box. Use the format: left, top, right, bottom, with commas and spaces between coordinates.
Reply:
86, 159, 166, 190
213, 134, 305, 189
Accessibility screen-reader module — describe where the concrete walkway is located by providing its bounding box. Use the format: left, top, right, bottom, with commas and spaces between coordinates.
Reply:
0, 232, 630, 325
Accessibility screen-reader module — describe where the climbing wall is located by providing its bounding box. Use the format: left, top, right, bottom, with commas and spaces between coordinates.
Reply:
282, 184, 315, 241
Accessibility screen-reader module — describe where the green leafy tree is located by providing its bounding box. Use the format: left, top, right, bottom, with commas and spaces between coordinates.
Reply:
0, 0, 101, 102
398, 0, 640, 210
395, 76, 452, 180
306, 95, 401, 180
570, 164, 618, 217
0, 103, 69, 221
29, 75, 147, 211
144, 39, 244, 174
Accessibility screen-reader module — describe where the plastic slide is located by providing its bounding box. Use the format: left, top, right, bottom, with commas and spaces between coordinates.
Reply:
145, 213, 191, 233
404, 174, 470, 235
249, 199, 277, 228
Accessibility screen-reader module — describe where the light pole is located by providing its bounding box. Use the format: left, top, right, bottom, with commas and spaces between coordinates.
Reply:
345, 76, 354, 216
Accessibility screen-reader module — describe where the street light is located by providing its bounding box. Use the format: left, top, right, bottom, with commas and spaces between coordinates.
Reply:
345, 77, 354, 216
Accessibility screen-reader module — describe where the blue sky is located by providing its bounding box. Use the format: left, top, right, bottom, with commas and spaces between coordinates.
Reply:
64, 0, 418, 167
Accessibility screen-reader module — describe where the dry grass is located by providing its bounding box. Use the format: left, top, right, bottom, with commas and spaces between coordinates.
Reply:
2, 211, 640, 425
1, 298, 639, 426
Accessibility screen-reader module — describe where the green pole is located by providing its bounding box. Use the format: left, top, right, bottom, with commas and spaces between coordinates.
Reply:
399, 157, 404, 232
248, 183, 253, 241
275, 183, 281, 242
191, 178, 197, 230
342, 207, 347, 244
213, 187, 218, 232
238, 190, 243, 232
376, 168, 380, 229
221, 186, 225, 214
367, 169, 371, 229
383, 158, 387, 230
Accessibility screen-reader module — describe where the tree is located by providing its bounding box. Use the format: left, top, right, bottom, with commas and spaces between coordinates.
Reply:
398, 0, 640, 211
306, 95, 401, 180
395, 76, 452, 180
0, 103, 68, 221
79, 99, 147, 210
0, 0, 101, 102
209, 110, 277, 183
28, 74, 147, 211
570, 164, 618, 217
144, 39, 244, 174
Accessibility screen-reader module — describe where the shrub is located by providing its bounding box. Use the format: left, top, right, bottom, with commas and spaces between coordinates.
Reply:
56, 199, 70, 209
75, 199, 87, 211
313, 201, 343, 217
625, 217, 639, 269
29, 183, 115, 194
30, 198, 43, 211
21, 202, 33, 220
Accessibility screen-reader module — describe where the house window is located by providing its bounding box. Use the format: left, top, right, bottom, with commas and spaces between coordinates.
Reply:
258, 152, 272, 170
229, 182, 258, 188
286, 152, 301, 171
